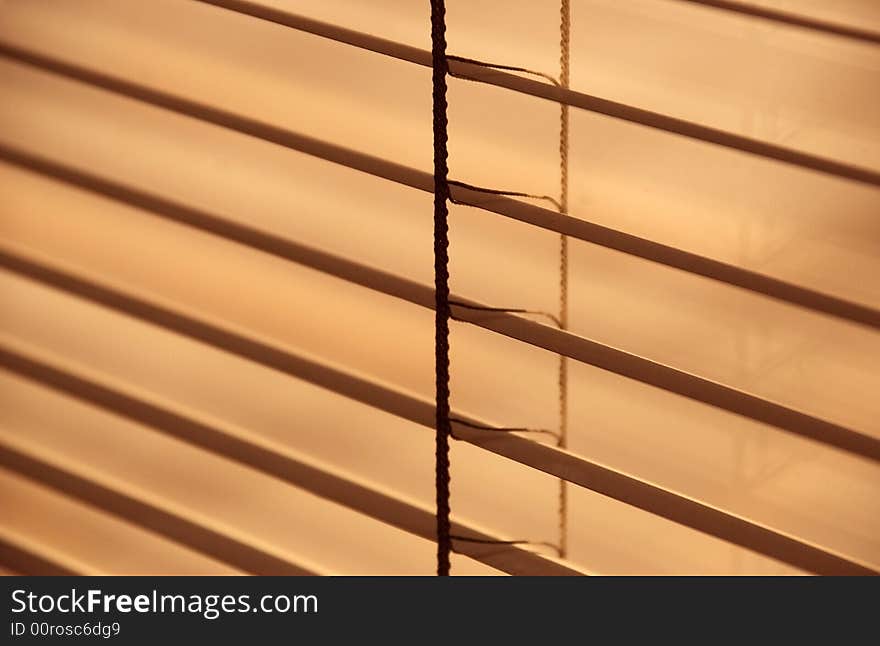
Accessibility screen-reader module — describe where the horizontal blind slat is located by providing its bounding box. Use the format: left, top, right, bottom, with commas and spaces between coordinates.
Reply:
670, 0, 880, 43
0, 531, 85, 576
0, 439, 317, 576
0, 245, 872, 574
0, 340, 581, 577
0, 61, 875, 331
188, 0, 880, 187
0, 154, 876, 462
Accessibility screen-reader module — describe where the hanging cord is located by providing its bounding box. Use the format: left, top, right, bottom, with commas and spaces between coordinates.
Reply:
451, 535, 561, 555
450, 417, 561, 441
449, 179, 561, 211
557, 0, 571, 561
436, 2, 571, 567
447, 54, 561, 87
431, 0, 452, 577
449, 299, 563, 328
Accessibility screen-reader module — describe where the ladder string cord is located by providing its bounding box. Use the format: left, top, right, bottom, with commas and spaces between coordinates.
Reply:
430, 0, 452, 577
433, 0, 572, 574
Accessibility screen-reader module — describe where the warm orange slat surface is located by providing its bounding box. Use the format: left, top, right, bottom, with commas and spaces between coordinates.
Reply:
1, 0, 878, 574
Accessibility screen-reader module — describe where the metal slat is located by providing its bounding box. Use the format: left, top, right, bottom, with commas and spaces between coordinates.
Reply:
1, 154, 877, 464
0, 341, 583, 577
0, 439, 317, 576
2, 51, 878, 330
670, 0, 880, 44
0, 247, 873, 575
0, 531, 86, 576
190, 0, 880, 187
0, 61, 875, 334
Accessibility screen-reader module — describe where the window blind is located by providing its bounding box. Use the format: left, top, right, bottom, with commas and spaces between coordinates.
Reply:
1, 0, 878, 575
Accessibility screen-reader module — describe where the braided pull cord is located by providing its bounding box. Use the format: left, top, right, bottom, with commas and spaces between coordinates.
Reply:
430, 0, 452, 577
557, 0, 571, 561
